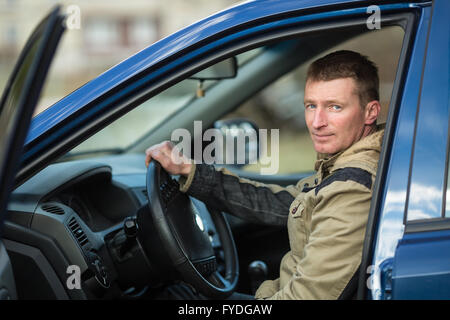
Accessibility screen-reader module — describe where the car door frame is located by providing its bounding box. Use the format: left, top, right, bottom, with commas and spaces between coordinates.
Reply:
8, 2, 429, 299
18, 3, 426, 188
0, 6, 66, 300
390, 0, 450, 299
357, 0, 450, 300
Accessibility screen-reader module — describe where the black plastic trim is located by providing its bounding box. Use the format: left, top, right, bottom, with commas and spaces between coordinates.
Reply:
2, 220, 87, 299
3, 238, 68, 299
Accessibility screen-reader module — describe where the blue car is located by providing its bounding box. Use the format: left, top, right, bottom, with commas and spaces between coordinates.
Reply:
0, 0, 448, 300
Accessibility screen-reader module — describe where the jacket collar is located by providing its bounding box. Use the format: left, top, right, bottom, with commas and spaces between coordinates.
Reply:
313, 125, 385, 182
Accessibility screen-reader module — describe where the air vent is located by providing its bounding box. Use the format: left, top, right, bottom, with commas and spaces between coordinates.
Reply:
68, 217, 89, 247
41, 203, 65, 215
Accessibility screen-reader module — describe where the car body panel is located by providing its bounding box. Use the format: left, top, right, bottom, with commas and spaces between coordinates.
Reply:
364, 3, 432, 300
390, 0, 450, 299
393, 230, 450, 299
405, 0, 450, 222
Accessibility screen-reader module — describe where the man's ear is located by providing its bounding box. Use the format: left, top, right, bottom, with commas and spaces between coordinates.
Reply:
364, 100, 381, 125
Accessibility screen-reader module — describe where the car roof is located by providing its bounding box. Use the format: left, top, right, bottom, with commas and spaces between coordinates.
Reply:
26, 0, 425, 146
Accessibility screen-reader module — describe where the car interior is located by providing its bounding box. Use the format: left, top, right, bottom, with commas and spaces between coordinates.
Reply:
4, 13, 407, 299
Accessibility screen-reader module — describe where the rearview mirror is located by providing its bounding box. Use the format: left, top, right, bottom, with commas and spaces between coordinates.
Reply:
190, 57, 237, 80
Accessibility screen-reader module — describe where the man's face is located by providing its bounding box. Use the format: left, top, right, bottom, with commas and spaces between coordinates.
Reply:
304, 77, 369, 155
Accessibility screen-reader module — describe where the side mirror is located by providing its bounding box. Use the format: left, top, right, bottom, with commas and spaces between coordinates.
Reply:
213, 119, 259, 167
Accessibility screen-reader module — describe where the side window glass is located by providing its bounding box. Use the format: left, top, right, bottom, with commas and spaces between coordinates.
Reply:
446, 167, 450, 218
71, 79, 211, 154
222, 26, 403, 175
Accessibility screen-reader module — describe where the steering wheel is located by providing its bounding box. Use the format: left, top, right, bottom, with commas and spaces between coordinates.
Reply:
137, 161, 239, 299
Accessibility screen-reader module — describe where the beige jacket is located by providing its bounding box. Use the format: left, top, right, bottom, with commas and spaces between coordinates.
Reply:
179, 128, 384, 299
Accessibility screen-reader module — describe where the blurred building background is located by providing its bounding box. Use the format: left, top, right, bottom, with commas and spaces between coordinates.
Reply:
0, 0, 239, 114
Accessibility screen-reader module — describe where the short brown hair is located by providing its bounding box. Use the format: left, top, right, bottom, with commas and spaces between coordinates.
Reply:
306, 50, 379, 107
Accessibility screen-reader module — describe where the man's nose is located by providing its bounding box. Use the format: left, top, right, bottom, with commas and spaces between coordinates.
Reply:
312, 107, 327, 129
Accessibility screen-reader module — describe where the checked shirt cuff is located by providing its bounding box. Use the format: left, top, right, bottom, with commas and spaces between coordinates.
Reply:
178, 163, 216, 198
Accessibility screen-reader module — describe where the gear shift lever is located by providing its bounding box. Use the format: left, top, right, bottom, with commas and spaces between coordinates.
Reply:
248, 260, 268, 295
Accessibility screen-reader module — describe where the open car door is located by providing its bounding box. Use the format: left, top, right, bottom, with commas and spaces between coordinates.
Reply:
0, 6, 65, 300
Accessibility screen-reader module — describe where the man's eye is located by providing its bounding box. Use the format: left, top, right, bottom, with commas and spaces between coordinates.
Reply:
305, 104, 316, 110
330, 105, 342, 111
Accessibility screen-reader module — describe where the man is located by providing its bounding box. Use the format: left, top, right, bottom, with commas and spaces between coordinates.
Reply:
145, 50, 383, 299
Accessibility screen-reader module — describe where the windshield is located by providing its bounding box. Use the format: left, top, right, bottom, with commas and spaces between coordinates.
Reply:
69, 79, 201, 156
65, 49, 262, 158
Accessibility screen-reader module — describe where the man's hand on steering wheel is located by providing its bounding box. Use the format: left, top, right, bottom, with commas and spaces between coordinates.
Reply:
140, 140, 239, 299
145, 141, 192, 176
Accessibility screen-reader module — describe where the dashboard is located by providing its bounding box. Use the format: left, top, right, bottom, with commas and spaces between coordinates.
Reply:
4, 153, 220, 299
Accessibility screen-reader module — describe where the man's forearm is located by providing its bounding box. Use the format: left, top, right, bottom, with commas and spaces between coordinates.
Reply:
179, 163, 299, 226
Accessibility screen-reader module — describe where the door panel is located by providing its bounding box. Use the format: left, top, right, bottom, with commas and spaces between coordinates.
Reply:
391, 0, 450, 299
0, 242, 16, 300
392, 230, 450, 299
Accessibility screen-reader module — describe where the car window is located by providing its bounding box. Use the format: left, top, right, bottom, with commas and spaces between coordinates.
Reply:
68, 50, 263, 156
221, 26, 404, 174
70, 80, 200, 154
68, 25, 403, 170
